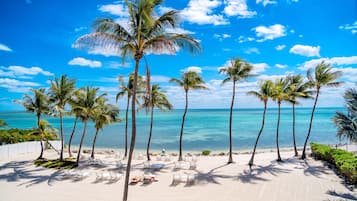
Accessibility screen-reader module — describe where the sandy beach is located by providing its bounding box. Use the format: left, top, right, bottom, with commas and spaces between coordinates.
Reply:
0, 149, 356, 201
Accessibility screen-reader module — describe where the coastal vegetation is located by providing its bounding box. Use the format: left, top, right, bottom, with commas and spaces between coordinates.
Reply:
0, 126, 57, 145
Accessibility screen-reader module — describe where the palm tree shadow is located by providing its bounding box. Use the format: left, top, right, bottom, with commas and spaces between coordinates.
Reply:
189, 163, 233, 185
237, 163, 291, 184
325, 190, 357, 200
301, 160, 331, 178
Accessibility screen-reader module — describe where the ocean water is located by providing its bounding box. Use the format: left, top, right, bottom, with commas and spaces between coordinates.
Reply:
0, 107, 344, 151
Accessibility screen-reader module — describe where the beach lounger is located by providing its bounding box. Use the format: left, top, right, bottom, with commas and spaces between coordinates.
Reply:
130, 176, 142, 184
187, 173, 196, 185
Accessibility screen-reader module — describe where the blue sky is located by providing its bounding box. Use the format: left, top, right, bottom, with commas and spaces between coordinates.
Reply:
0, 0, 356, 111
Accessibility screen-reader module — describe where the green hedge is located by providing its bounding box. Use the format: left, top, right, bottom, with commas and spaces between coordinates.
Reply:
0, 128, 57, 145
310, 142, 357, 184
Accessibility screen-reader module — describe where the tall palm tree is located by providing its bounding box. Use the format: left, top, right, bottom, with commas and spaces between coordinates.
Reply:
333, 88, 357, 142
67, 89, 81, 157
49, 75, 76, 161
301, 62, 342, 159
74, 1, 200, 200
16, 88, 50, 159
271, 78, 289, 162
286, 75, 313, 156
142, 84, 173, 161
72, 86, 106, 166
219, 58, 254, 164
91, 101, 119, 159
247, 80, 273, 167
116, 74, 144, 158
0, 119, 8, 127
170, 71, 207, 161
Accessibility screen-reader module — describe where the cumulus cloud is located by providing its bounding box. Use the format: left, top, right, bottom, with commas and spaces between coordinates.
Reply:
0, 78, 40, 93
180, 0, 228, 25
223, 0, 257, 18
252, 63, 269, 74
238, 36, 255, 43
68, 57, 102, 68
165, 27, 195, 35
0, 43, 12, 52
275, 64, 288, 69
289, 44, 320, 57
98, 3, 129, 17
244, 47, 260, 54
74, 26, 87, 32
298, 56, 357, 71
0, 66, 53, 78
252, 24, 286, 42
256, 0, 277, 6
275, 45, 286, 51
184, 66, 203, 74
214, 33, 231, 41
339, 21, 357, 34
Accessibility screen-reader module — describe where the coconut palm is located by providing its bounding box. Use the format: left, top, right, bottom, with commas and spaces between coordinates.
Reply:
29, 119, 59, 152
0, 119, 8, 127
116, 74, 144, 158
74, 1, 200, 200
91, 100, 119, 159
333, 88, 357, 142
67, 89, 81, 157
219, 58, 254, 164
72, 86, 106, 166
301, 62, 342, 159
142, 84, 173, 161
49, 75, 76, 161
271, 78, 289, 162
170, 71, 207, 161
247, 80, 273, 167
16, 88, 50, 159
286, 75, 313, 156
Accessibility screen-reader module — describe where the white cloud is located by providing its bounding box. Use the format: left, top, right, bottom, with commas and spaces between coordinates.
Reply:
299, 56, 357, 71
252, 24, 286, 42
0, 78, 40, 93
98, 4, 129, 17
223, 0, 257, 18
289, 44, 320, 57
275, 64, 288, 69
180, 0, 228, 25
214, 33, 231, 41
275, 45, 286, 51
238, 35, 255, 43
144, 75, 171, 83
68, 57, 102, 68
88, 46, 120, 57
74, 26, 87, 32
0, 66, 53, 78
165, 27, 195, 35
339, 21, 357, 34
0, 43, 12, 52
244, 47, 260, 54
256, 0, 277, 6
252, 63, 269, 74
184, 66, 202, 74
336, 67, 357, 81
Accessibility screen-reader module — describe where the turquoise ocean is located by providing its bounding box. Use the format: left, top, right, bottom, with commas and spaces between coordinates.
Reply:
0, 107, 344, 151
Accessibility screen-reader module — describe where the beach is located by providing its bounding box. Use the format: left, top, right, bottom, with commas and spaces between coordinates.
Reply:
1, 148, 356, 201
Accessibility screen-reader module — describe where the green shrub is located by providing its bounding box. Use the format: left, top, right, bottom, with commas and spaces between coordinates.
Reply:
0, 128, 58, 145
310, 142, 357, 184
202, 150, 211, 156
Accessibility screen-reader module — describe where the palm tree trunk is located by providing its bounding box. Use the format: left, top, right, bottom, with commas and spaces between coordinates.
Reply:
124, 97, 130, 158
68, 117, 78, 157
76, 119, 88, 166
178, 90, 189, 161
301, 89, 320, 159
228, 81, 236, 164
59, 112, 64, 161
292, 104, 298, 156
249, 101, 267, 166
146, 106, 154, 161
276, 102, 282, 162
37, 113, 44, 159
123, 56, 140, 201
91, 129, 100, 159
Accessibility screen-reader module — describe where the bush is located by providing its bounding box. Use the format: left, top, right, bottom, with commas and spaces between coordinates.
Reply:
202, 150, 211, 156
34, 158, 76, 169
310, 142, 357, 184
0, 128, 57, 145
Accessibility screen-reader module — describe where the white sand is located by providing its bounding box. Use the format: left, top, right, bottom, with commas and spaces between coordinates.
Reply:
0, 149, 356, 201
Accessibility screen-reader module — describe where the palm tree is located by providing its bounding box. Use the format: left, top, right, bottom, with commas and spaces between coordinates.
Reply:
91, 100, 119, 159
116, 74, 144, 158
67, 89, 81, 157
333, 88, 357, 142
271, 78, 289, 162
16, 88, 50, 159
29, 119, 59, 152
301, 62, 342, 159
74, 1, 200, 200
142, 84, 173, 161
286, 75, 313, 156
247, 80, 273, 167
49, 75, 76, 161
0, 119, 8, 127
72, 86, 106, 166
219, 58, 254, 164
170, 71, 207, 161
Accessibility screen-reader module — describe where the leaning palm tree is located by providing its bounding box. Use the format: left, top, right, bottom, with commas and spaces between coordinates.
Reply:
67, 89, 81, 157
91, 100, 119, 159
16, 88, 50, 159
333, 88, 357, 142
142, 84, 173, 161
219, 58, 254, 164
170, 71, 207, 161
74, 1, 200, 200
116, 74, 144, 158
286, 75, 313, 156
301, 62, 342, 159
49, 75, 76, 161
247, 80, 273, 167
0, 119, 8, 127
72, 86, 106, 166
271, 78, 289, 162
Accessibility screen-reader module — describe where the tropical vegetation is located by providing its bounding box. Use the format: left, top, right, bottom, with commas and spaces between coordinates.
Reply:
0, 127, 57, 145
